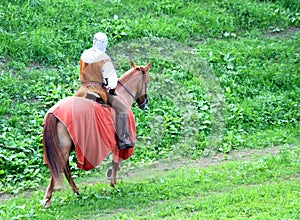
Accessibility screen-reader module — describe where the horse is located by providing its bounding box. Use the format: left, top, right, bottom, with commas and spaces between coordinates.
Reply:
42, 61, 150, 208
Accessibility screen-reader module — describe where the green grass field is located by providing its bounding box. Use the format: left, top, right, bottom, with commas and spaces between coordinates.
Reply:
1, 146, 299, 219
0, 0, 299, 218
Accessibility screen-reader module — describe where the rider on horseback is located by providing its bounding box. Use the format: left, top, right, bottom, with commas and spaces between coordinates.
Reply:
75, 32, 134, 150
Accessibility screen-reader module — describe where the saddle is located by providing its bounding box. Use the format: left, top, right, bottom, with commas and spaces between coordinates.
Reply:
85, 90, 108, 106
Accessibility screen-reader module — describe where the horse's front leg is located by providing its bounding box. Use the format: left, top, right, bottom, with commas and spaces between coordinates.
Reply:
110, 160, 121, 187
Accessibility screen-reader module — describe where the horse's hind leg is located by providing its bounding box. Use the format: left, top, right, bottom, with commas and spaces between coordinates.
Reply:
43, 156, 79, 207
43, 176, 55, 208
64, 161, 79, 194
57, 121, 79, 194
43, 117, 78, 207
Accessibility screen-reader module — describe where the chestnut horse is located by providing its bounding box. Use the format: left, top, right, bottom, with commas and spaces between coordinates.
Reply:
42, 61, 150, 207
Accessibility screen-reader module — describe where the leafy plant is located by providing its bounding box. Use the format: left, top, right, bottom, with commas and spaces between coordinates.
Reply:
0, 0, 299, 194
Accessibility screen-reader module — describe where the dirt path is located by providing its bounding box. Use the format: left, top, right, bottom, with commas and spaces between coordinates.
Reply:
265, 26, 300, 38
0, 146, 282, 202
115, 146, 281, 183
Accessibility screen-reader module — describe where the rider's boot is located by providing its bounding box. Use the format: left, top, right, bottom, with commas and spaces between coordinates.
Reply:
116, 113, 135, 150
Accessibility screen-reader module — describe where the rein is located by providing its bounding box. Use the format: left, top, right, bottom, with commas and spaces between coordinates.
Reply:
118, 81, 135, 99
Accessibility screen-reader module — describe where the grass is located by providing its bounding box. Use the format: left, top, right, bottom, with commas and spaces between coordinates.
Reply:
0, 145, 299, 219
0, 0, 300, 218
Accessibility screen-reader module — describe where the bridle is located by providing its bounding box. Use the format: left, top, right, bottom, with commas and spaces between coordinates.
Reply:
118, 68, 148, 109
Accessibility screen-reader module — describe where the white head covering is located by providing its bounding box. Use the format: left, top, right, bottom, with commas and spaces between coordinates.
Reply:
81, 32, 108, 63
93, 32, 108, 53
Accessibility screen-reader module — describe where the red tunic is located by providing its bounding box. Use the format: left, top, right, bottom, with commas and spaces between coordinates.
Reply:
44, 96, 135, 171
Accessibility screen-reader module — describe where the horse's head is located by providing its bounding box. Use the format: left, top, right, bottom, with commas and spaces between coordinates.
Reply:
131, 61, 150, 109
118, 61, 151, 110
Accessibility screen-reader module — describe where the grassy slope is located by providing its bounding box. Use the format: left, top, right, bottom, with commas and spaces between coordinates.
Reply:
197, 32, 300, 150
0, 145, 299, 219
0, 0, 300, 218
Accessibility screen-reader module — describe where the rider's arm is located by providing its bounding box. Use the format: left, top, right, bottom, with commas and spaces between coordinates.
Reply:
102, 61, 118, 90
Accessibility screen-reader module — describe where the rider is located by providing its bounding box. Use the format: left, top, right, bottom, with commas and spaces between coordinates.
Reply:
76, 32, 134, 150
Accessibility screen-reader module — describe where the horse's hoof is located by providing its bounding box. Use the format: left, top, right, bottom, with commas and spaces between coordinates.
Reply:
106, 168, 112, 180
42, 199, 51, 208
110, 178, 116, 187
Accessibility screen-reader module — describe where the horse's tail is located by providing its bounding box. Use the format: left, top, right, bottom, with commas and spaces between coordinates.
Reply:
43, 113, 66, 181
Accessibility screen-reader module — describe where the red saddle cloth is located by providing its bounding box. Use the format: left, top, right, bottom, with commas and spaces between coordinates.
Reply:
44, 96, 135, 171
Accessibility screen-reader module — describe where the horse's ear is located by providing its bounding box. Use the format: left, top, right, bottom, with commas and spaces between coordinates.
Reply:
144, 62, 151, 72
130, 60, 135, 68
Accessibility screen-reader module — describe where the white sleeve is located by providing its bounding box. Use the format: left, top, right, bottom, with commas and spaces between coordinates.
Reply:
102, 61, 118, 89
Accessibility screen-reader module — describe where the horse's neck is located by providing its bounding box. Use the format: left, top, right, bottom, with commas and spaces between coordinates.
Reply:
116, 80, 135, 107
116, 68, 141, 107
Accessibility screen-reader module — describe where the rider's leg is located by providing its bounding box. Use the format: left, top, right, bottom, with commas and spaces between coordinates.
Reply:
107, 93, 135, 150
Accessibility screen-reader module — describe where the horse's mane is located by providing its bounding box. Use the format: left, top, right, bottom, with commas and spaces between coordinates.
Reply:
118, 67, 142, 81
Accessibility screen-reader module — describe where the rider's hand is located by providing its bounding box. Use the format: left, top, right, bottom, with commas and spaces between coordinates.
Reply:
109, 89, 117, 95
